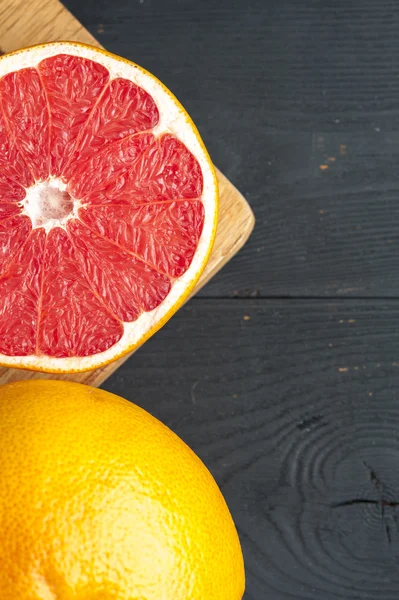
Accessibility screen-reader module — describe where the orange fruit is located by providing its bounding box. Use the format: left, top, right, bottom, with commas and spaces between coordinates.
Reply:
0, 380, 244, 599
0, 42, 218, 373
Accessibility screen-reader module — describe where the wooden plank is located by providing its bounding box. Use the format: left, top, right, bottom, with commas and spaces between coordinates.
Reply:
63, 0, 399, 300
0, 0, 254, 386
200, 131, 399, 298
105, 297, 399, 600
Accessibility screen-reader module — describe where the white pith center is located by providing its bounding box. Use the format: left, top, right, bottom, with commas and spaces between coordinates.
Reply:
22, 179, 80, 231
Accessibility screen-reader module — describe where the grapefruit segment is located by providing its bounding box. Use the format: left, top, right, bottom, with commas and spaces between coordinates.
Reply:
0, 109, 33, 195
0, 69, 49, 182
0, 215, 31, 274
130, 134, 204, 201
79, 200, 205, 278
38, 55, 110, 177
0, 228, 44, 356
81, 134, 203, 206
0, 178, 26, 203
68, 219, 171, 320
0, 204, 23, 222
67, 132, 154, 202
38, 228, 123, 358
63, 77, 159, 177
0, 42, 218, 372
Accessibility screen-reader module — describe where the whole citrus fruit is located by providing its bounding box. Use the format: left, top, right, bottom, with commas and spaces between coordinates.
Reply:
0, 380, 244, 599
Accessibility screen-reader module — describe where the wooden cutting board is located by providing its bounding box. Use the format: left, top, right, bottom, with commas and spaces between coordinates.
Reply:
0, 0, 255, 387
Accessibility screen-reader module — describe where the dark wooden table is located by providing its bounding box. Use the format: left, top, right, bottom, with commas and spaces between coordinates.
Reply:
64, 1, 399, 598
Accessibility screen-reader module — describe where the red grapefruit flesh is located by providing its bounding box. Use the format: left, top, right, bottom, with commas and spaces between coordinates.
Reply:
0, 68, 50, 182
79, 201, 205, 278
0, 43, 218, 372
0, 228, 45, 356
38, 55, 110, 177
38, 228, 123, 358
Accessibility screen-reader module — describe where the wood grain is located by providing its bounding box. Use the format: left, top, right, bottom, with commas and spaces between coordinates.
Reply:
66, 0, 399, 300
3, 2, 399, 600
60, 3, 399, 600
0, 0, 254, 386
200, 131, 399, 298
105, 298, 399, 600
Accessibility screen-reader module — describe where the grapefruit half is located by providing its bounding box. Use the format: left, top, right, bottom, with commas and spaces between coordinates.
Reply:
0, 42, 218, 373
